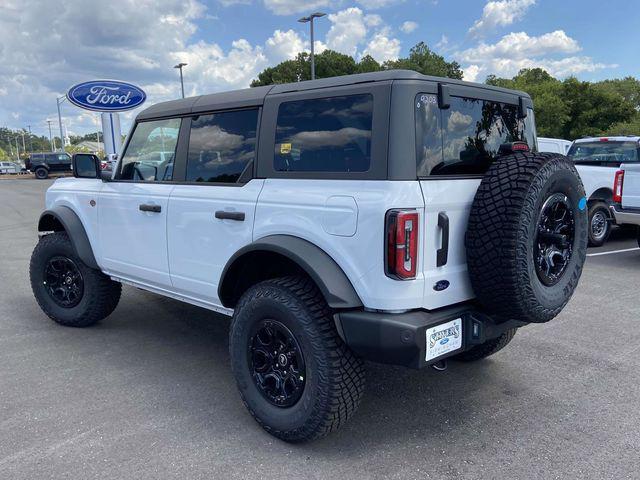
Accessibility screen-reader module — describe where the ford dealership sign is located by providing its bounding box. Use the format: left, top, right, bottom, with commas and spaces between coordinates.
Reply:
67, 80, 146, 112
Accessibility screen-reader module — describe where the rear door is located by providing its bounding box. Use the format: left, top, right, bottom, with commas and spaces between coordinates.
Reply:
414, 86, 536, 309
167, 108, 262, 306
98, 117, 182, 288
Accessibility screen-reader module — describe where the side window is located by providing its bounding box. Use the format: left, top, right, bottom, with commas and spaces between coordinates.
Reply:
119, 118, 181, 182
185, 109, 258, 183
416, 95, 534, 176
274, 94, 373, 173
46, 153, 59, 163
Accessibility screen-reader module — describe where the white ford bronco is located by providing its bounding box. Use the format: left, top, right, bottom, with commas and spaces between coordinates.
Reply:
30, 71, 588, 442
567, 136, 640, 246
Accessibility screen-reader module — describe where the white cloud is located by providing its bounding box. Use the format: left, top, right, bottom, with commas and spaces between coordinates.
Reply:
400, 21, 418, 34
435, 34, 449, 51
469, 0, 535, 37
262, 0, 331, 15
363, 33, 401, 62
456, 29, 616, 81
356, 0, 404, 8
457, 30, 580, 63
463, 65, 481, 82
326, 8, 368, 57
364, 14, 383, 27
265, 29, 306, 62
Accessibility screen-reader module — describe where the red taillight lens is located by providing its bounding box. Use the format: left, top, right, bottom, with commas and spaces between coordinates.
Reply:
385, 209, 419, 280
613, 170, 624, 203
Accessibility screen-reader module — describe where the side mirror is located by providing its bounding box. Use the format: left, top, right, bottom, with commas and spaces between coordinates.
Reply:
72, 154, 100, 179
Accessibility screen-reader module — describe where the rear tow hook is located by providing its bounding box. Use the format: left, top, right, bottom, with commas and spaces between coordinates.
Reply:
431, 360, 447, 372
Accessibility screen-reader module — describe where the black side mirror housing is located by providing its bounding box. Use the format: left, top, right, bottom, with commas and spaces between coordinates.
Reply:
72, 153, 100, 179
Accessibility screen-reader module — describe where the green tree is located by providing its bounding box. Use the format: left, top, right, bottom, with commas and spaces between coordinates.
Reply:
251, 42, 461, 87
487, 68, 637, 139
384, 42, 463, 79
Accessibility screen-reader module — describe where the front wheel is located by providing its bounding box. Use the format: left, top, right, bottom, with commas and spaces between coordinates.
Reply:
29, 232, 121, 327
588, 202, 612, 247
229, 276, 365, 442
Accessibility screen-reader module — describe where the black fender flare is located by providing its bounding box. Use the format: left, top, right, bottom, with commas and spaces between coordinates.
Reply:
218, 235, 363, 309
38, 206, 99, 270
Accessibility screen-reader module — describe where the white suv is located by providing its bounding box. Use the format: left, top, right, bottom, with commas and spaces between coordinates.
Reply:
30, 71, 588, 442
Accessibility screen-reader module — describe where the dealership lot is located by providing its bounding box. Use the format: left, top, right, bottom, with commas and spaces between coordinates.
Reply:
1, 179, 639, 479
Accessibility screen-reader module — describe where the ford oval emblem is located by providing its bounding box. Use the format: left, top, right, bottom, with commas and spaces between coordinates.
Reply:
434, 280, 450, 291
67, 80, 146, 112
440, 338, 449, 345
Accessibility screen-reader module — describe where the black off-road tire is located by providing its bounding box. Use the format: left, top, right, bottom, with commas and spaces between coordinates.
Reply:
466, 152, 588, 324
34, 167, 48, 179
587, 201, 612, 247
229, 276, 365, 442
30, 232, 121, 327
454, 328, 517, 362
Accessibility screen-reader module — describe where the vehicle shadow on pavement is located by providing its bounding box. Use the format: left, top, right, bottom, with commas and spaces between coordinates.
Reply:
93, 287, 534, 452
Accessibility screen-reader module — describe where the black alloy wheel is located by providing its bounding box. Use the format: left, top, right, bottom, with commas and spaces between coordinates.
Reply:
534, 193, 575, 286
249, 319, 306, 408
43, 256, 84, 308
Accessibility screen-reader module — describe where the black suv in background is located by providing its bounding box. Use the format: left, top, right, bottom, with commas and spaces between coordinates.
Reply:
26, 152, 72, 179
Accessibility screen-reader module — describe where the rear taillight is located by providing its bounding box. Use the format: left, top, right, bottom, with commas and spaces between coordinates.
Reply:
385, 209, 418, 280
613, 170, 624, 203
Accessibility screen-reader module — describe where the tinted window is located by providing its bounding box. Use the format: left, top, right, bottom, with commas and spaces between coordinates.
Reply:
119, 118, 181, 181
567, 141, 639, 164
416, 95, 536, 176
186, 109, 258, 183
274, 94, 373, 173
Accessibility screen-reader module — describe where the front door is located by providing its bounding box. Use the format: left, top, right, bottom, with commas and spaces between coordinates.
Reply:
167, 108, 262, 306
97, 117, 182, 289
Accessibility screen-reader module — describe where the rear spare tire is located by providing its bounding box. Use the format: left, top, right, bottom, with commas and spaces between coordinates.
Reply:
466, 152, 588, 323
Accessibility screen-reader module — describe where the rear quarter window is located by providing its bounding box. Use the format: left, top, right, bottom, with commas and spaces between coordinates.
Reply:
274, 94, 373, 173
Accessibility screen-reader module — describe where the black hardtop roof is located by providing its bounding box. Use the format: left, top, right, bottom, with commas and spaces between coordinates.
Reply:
136, 69, 530, 121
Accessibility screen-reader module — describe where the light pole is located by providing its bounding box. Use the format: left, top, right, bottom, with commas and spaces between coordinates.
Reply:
46, 120, 55, 152
298, 12, 326, 80
174, 62, 187, 98
56, 95, 67, 152
27, 125, 33, 152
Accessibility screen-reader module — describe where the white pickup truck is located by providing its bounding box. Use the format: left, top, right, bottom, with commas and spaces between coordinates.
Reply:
567, 136, 640, 246
611, 163, 640, 247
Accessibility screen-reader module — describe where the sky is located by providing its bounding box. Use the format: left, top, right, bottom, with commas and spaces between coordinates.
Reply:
0, 0, 638, 138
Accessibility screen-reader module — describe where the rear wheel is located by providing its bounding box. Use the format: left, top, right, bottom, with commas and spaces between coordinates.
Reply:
454, 329, 517, 362
587, 201, 612, 247
34, 167, 48, 179
30, 232, 121, 327
229, 276, 365, 442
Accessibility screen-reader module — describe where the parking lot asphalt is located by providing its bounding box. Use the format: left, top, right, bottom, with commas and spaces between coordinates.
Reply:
1, 179, 639, 480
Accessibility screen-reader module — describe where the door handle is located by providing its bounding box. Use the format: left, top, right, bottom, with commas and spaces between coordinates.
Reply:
437, 212, 449, 267
139, 204, 161, 213
215, 210, 245, 221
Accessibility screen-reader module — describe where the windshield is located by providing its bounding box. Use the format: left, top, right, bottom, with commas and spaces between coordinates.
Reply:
567, 141, 639, 165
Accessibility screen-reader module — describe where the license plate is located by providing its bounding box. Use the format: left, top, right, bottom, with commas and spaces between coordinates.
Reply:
425, 318, 462, 362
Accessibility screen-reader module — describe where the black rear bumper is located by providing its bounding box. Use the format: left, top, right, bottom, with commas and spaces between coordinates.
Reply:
336, 305, 526, 369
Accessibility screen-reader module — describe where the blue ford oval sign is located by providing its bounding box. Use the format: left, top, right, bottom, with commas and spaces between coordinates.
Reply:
67, 80, 146, 112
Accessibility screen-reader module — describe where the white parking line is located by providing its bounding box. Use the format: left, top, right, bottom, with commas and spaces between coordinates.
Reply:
587, 247, 640, 257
